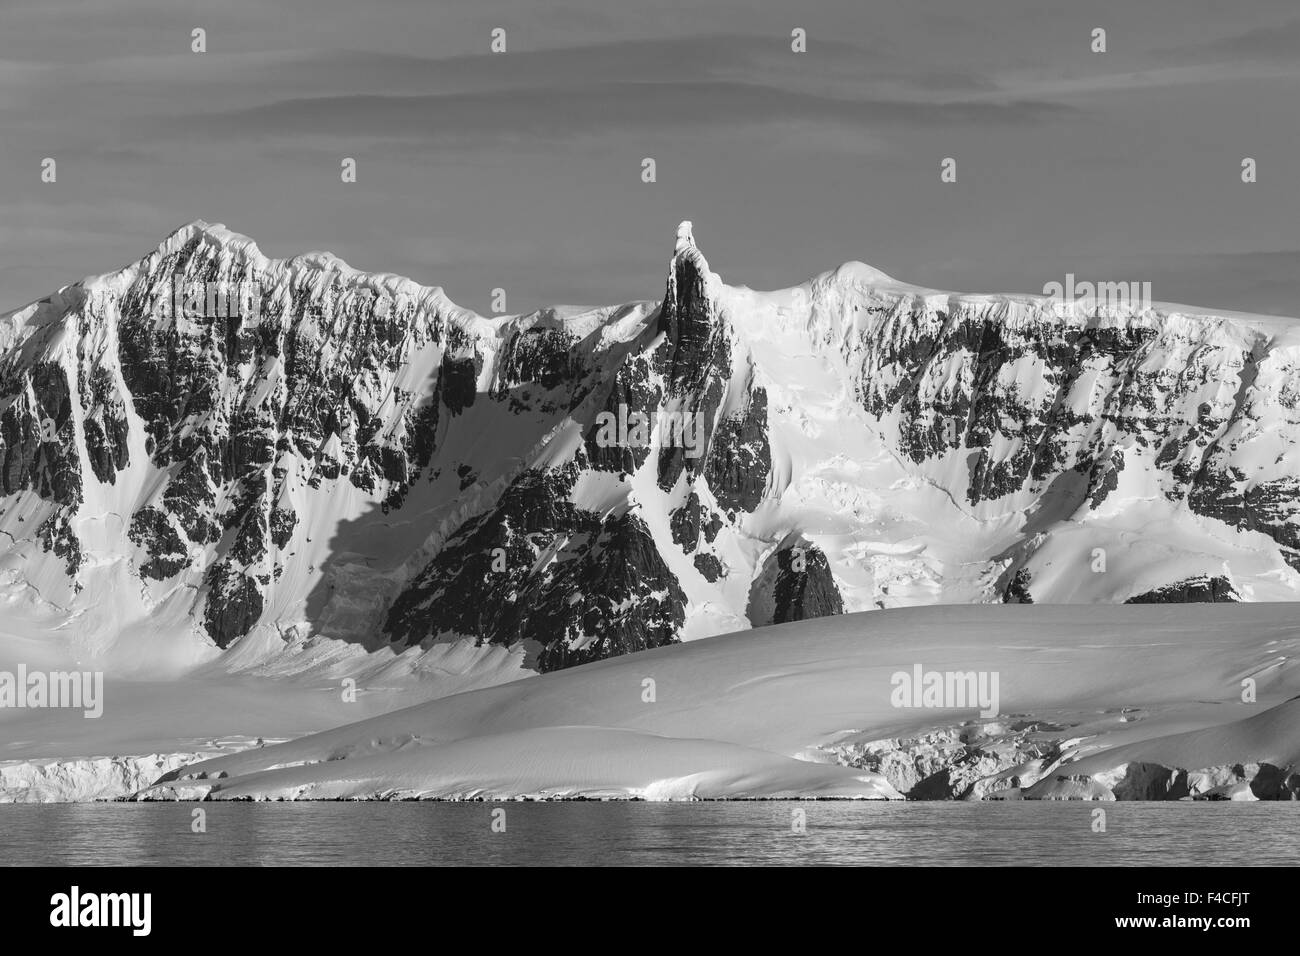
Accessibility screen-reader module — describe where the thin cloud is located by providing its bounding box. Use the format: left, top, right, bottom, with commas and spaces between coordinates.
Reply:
1158, 16, 1300, 61
145, 82, 1078, 149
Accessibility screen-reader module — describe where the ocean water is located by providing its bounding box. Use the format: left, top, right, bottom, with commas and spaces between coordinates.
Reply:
1, 801, 1297, 866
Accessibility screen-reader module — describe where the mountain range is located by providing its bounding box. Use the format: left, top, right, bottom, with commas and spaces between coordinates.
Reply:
3, 219, 1299, 688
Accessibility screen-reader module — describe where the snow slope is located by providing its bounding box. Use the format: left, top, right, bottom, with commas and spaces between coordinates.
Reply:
138, 603, 1300, 800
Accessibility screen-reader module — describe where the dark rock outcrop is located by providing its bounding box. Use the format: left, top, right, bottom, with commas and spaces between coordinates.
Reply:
1126, 575, 1239, 604
747, 537, 843, 626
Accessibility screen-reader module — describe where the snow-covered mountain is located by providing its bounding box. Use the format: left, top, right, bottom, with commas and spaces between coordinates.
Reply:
3, 220, 1300, 685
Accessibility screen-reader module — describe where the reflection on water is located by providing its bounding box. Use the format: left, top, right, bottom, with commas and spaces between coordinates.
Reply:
1, 801, 1296, 866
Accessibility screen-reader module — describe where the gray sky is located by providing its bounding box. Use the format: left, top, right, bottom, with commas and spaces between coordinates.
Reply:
2, 0, 1297, 316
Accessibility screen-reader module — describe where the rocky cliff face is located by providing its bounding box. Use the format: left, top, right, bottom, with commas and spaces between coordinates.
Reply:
2, 220, 1299, 677
846, 295, 1300, 570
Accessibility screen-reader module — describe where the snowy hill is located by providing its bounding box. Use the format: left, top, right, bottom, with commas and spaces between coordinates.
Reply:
3, 219, 1300, 694
140, 604, 1300, 801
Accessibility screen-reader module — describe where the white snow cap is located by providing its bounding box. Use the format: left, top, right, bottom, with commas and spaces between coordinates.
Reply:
674, 220, 695, 255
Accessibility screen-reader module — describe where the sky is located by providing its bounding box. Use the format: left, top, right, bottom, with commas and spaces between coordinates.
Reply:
1, 0, 1297, 317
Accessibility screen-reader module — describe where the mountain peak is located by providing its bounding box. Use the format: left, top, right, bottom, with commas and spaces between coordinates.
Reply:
667, 218, 711, 293
162, 218, 231, 245
674, 220, 696, 256
147, 219, 268, 267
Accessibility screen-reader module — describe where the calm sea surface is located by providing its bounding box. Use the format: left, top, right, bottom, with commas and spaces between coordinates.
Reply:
1, 802, 1296, 866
